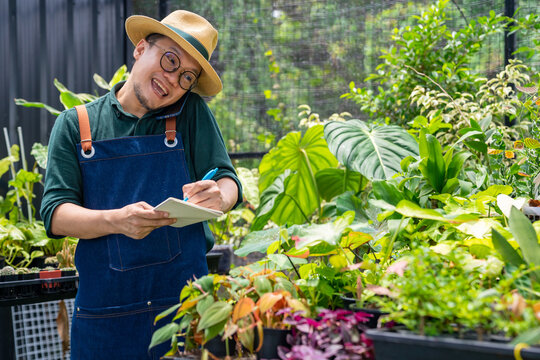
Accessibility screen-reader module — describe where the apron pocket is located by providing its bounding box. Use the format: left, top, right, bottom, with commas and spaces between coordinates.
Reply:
107, 226, 182, 271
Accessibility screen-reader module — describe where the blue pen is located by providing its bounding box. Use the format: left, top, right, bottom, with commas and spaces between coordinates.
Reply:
183, 168, 218, 201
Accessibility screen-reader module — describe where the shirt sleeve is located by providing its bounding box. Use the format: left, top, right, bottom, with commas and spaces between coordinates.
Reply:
181, 94, 243, 210
40, 108, 84, 238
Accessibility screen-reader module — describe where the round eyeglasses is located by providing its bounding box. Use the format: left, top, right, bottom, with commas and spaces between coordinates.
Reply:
154, 45, 199, 91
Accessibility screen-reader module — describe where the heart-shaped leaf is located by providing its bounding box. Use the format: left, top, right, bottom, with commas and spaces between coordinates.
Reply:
257, 125, 338, 227
315, 168, 365, 201
257, 292, 283, 314
197, 302, 233, 331
324, 120, 418, 180
232, 297, 256, 323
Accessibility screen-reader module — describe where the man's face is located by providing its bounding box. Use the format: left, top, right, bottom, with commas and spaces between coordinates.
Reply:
131, 36, 202, 112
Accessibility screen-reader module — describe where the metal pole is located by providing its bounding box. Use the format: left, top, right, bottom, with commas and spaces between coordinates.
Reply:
3, 128, 21, 208
17, 126, 33, 223
504, 0, 516, 126
8, 0, 19, 146
159, 0, 168, 20
504, 0, 516, 67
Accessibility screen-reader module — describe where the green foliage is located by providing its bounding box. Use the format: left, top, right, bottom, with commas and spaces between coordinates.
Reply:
342, 0, 508, 126
254, 125, 338, 230
376, 245, 510, 338
149, 271, 307, 356
208, 167, 258, 246
0, 142, 71, 267
492, 206, 540, 295
324, 120, 419, 181
14, 65, 128, 115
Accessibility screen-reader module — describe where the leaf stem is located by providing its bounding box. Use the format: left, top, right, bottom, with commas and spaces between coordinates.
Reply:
300, 149, 321, 218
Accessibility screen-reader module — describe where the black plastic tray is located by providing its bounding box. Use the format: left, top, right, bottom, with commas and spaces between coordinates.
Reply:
366, 328, 540, 360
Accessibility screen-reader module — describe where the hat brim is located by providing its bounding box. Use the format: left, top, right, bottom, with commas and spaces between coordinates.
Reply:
125, 15, 222, 97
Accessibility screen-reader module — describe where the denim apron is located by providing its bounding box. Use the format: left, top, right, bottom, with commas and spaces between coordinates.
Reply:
70, 105, 208, 359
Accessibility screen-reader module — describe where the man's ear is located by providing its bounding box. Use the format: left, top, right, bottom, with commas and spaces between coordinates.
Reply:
133, 39, 147, 60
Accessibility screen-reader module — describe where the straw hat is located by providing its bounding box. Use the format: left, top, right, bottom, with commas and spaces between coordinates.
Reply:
125, 10, 222, 96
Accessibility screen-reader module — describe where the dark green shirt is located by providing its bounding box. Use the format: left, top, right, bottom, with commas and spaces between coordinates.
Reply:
40, 82, 242, 251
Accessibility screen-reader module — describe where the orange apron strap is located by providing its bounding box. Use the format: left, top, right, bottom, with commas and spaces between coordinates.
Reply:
166, 117, 176, 142
75, 105, 92, 152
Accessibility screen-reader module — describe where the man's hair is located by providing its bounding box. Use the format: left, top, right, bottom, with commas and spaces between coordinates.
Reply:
145, 33, 166, 44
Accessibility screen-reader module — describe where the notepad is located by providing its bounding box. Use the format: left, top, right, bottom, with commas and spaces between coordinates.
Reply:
154, 197, 224, 228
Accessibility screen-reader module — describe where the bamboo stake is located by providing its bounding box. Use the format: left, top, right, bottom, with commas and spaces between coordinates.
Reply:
17, 126, 32, 223
3, 127, 21, 208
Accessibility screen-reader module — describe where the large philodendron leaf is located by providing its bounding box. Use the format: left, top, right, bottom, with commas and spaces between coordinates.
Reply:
324, 120, 419, 181
257, 125, 338, 228
251, 171, 290, 231
259, 125, 338, 190
315, 168, 366, 201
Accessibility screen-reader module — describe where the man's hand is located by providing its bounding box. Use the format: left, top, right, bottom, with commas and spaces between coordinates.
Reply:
182, 180, 223, 211
182, 177, 238, 213
51, 202, 176, 240
115, 202, 177, 239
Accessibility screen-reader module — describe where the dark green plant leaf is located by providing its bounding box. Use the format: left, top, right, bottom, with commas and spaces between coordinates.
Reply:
253, 276, 273, 295
274, 277, 298, 297
251, 171, 290, 231
59, 92, 84, 109
148, 322, 179, 350
267, 253, 307, 269
292, 211, 355, 248
446, 150, 472, 179
418, 132, 445, 193
194, 275, 216, 294
109, 64, 128, 88
511, 326, 540, 346
13, 99, 61, 116
509, 207, 540, 275
196, 295, 215, 316
315, 168, 365, 201
441, 177, 459, 194
204, 319, 228, 343
93, 73, 110, 90
324, 119, 418, 180
153, 303, 182, 325
31, 143, 48, 169
235, 227, 280, 256
491, 228, 526, 268
395, 200, 447, 222
258, 125, 338, 227
335, 191, 366, 218
372, 180, 405, 206
197, 302, 232, 331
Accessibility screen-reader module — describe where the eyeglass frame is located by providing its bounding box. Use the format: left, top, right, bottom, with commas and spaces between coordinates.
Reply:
150, 42, 201, 91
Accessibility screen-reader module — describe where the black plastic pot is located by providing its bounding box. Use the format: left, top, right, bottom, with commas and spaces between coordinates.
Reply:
206, 252, 223, 274
203, 336, 237, 358
256, 328, 291, 360
209, 244, 234, 274
366, 328, 540, 360
353, 307, 387, 329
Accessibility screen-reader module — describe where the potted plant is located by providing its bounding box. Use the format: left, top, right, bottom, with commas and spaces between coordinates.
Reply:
0, 265, 17, 299
365, 238, 540, 360
253, 289, 309, 359
278, 308, 375, 359
149, 269, 307, 359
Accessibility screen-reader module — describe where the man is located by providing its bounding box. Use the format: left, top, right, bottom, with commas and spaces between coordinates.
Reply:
40, 10, 242, 359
